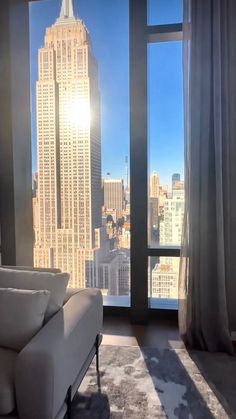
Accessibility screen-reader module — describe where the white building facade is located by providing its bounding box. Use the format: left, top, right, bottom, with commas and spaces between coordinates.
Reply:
34, 0, 102, 288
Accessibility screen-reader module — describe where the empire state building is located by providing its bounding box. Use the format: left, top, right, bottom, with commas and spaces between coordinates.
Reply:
34, 0, 102, 287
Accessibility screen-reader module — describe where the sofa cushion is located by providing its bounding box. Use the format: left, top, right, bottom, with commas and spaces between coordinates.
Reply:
0, 348, 17, 415
2, 265, 61, 273
0, 288, 50, 351
0, 267, 69, 321
63, 287, 81, 304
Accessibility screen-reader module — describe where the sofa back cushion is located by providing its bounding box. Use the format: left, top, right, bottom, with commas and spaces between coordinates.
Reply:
2, 265, 61, 273
0, 267, 69, 321
0, 288, 50, 351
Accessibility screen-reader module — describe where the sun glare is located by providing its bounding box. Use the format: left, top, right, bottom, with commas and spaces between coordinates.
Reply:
65, 98, 91, 129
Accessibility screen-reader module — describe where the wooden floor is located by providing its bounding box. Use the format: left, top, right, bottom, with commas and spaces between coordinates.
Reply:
102, 314, 184, 350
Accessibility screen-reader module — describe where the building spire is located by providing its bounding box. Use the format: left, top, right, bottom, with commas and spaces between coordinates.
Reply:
59, 0, 74, 19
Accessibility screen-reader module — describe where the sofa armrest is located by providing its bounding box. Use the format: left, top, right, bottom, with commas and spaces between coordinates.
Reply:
15, 289, 103, 419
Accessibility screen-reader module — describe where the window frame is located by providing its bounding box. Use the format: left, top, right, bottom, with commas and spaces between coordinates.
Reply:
130, 0, 183, 323
21, 0, 183, 321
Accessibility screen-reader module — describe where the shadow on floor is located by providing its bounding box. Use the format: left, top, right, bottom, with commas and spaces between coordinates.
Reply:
189, 350, 236, 418
141, 346, 223, 419
66, 392, 110, 419
70, 345, 234, 419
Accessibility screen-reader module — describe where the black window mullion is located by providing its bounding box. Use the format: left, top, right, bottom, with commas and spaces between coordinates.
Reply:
130, 0, 148, 323
148, 247, 181, 258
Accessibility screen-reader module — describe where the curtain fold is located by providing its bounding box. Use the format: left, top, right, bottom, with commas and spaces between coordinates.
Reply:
179, 0, 236, 354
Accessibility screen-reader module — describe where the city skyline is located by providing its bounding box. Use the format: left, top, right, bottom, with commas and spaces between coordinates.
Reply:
29, 0, 184, 186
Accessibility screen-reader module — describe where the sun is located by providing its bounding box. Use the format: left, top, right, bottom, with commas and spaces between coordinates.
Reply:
64, 97, 91, 129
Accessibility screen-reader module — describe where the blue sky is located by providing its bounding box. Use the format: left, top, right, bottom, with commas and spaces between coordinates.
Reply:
29, 0, 183, 186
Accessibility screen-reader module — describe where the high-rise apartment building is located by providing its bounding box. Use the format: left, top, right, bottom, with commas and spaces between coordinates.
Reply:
159, 187, 184, 246
173, 180, 184, 190
103, 179, 124, 218
152, 181, 184, 299
34, 0, 102, 287
172, 173, 180, 189
150, 171, 160, 198
152, 263, 178, 299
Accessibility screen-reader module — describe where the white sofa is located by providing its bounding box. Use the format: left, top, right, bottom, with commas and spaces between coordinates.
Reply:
0, 267, 103, 419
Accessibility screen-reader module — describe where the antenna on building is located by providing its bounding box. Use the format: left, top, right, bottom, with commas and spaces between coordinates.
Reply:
60, 0, 75, 19
55, 0, 76, 24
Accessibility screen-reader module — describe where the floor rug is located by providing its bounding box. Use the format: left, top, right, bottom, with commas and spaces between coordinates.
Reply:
70, 345, 232, 418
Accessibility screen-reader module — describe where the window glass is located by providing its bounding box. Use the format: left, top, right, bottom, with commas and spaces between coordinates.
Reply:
149, 256, 179, 309
148, 0, 183, 25
30, 0, 130, 305
148, 41, 184, 249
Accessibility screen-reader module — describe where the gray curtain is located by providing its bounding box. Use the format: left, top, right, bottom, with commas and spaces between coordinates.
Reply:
179, 0, 236, 353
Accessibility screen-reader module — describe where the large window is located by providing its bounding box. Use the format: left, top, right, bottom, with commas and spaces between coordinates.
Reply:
29, 0, 183, 317
30, 0, 130, 306
148, 40, 184, 309
130, 0, 183, 320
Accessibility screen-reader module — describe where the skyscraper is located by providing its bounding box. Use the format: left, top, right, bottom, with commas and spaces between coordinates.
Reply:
153, 183, 184, 299
172, 173, 181, 189
103, 179, 124, 218
34, 0, 102, 287
150, 171, 160, 198
152, 263, 178, 299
